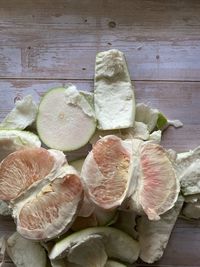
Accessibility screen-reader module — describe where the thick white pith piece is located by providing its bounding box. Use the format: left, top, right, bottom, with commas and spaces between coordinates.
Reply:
49, 227, 139, 264
94, 49, 135, 130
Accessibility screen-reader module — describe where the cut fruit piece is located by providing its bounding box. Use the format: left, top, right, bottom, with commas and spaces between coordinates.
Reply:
105, 260, 127, 267
182, 201, 200, 219
138, 195, 184, 263
81, 135, 136, 209
175, 146, 200, 194
67, 235, 107, 267
49, 227, 139, 264
135, 103, 182, 132
79, 91, 94, 109
0, 95, 38, 130
15, 165, 83, 240
89, 121, 149, 145
0, 129, 41, 162
71, 213, 98, 231
0, 148, 56, 201
113, 210, 138, 240
148, 130, 162, 144
128, 142, 180, 220
70, 158, 85, 173
94, 49, 135, 130
37, 85, 96, 151
6, 232, 46, 267
0, 200, 11, 216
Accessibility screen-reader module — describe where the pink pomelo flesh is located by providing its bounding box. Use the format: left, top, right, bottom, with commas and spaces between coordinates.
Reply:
139, 143, 179, 220
83, 136, 131, 209
0, 148, 54, 201
17, 174, 83, 240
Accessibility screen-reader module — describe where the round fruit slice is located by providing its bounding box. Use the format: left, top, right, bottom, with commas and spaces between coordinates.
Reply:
130, 142, 180, 220
49, 227, 139, 264
36, 85, 96, 151
14, 165, 83, 240
81, 135, 135, 209
0, 148, 56, 201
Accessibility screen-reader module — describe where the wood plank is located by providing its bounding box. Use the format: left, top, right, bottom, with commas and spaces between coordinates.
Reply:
0, 79, 199, 152
0, 1, 200, 80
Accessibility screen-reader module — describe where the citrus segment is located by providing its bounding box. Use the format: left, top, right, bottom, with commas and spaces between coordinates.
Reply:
81, 135, 132, 209
17, 172, 83, 240
0, 148, 55, 201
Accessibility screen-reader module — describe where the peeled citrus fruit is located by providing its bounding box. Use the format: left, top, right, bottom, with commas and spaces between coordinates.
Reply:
0, 148, 83, 240
128, 142, 180, 220
81, 135, 135, 209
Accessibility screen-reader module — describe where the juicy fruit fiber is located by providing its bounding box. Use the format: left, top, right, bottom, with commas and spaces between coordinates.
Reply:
0, 148, 55, 201
37, 86, 96, 151
49, 227, 140, 264
81, 135, 134, 209
129, 142, 180, 220
16, 169, 83, 240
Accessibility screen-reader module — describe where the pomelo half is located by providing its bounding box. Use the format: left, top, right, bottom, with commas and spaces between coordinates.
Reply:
36, 85, 96, 151
81, 135, 136, 209
0, 148, 83, 240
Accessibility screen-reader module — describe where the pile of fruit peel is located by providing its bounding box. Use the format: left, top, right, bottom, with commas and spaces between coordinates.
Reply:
0, 49, 199, 267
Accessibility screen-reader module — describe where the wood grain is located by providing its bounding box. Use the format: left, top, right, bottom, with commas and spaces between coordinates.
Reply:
1, 0, 200, 80
0, 1, 200, 266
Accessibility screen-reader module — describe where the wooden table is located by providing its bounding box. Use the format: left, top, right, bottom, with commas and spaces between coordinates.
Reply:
0, 1, 200, 266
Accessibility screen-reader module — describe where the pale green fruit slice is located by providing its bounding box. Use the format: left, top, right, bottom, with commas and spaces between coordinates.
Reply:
0, 129, 41, 162
37, 85, 96, 151
0, 95, 38, 130
105, 260, 127, 267
6, 232, 46, 267
94, 49, 135, 130
68, 236, 107, 267
135, 103, 182, 132
81, 135, 137, 209
182, 200, 200, 219
70, 158, 85, 173
0, 200, 11, 216
49, 227, 139, 264
89, 121, 149, 145
184, 194, 200, 203
138, 195, 184, 263
50, 259, 81, 267
128, 142, 180, 220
